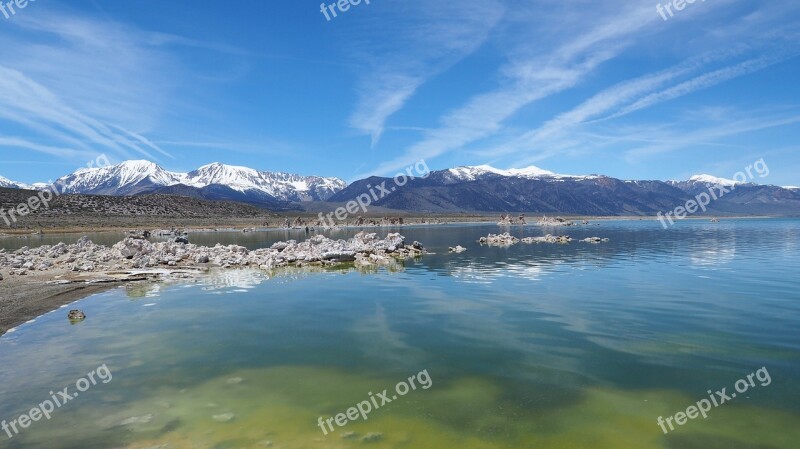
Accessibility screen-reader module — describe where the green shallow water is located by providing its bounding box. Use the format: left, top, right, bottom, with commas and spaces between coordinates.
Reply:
1, 220, 799, 448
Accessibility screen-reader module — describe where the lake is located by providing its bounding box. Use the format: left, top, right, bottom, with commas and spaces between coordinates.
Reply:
1, 219, 798, 449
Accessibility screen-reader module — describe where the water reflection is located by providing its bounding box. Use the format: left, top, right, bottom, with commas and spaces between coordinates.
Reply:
0, 220, 799, 449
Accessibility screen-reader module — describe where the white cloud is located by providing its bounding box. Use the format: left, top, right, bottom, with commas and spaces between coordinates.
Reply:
362, 0, 800, 175
360, 2, 656, 177
345, 0, 505, 146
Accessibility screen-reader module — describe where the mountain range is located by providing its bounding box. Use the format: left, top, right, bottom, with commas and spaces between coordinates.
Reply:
2, 161, 800, 216
329, 165, 800, 216
2, 161, 345, 208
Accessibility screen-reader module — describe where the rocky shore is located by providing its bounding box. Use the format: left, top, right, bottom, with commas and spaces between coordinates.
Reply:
0, 232, 424, 276
0, 232, 424, 334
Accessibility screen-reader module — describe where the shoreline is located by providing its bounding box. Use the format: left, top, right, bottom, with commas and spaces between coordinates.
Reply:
0, 232, 424, 336
0, 215, 781, 236
0, 216, 785, 335
0, 268, 126, 336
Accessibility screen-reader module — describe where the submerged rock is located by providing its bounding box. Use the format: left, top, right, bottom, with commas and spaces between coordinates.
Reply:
120, 414, 153, 426
67, 309, 86, 322
581, 237, 610, 243
341, 431, 357, 439
361, 432, 384, 442
449, 245, 467, 253
212, 412, 235, 423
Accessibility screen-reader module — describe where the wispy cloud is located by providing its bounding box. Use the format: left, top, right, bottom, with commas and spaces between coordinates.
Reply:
360, 2, 656, 176
0, 9, 184, 163
361, 0, 800, 176
623, 113, 800, 162
0, 66, 162, 160
345, 0, 505, 146
488, 44, 800, 165
0, 137, 91, 159
605, 53, 798, 121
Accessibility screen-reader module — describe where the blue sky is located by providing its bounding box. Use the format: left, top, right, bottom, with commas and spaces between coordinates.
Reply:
0, 0, 799, 186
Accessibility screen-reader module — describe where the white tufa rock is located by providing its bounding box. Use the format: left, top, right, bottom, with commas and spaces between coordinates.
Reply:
0, 232, 425, 275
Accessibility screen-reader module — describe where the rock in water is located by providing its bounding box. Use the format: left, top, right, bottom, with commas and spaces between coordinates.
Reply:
212, 413, 235, 423
120, 414, 153, 426
361, 432, 383, 442
521, 234, 572, 244
580, 237, 609, 243
478, 233, 519, 246
68, 310, 86, 322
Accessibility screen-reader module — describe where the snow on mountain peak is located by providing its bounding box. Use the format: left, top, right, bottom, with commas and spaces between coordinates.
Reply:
447, 164, 575, 181
196, 162, 256, 173
506, 165, 557, 177
446, 165, 504, 181
41, 160, 346, 201
106, 160, 182, 187
187, 163, 264, 191
119, 160, 158, 169
0, 175, 23, 188
688, 174, 739, 186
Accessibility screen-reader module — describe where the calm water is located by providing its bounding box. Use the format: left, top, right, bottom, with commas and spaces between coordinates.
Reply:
1, 220, 799, 449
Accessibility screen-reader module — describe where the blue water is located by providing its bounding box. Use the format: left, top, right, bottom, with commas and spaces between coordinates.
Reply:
0, 219, 798, 449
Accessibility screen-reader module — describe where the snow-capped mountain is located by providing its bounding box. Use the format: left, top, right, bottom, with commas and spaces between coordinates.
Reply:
0, 175, 26, 189
183, 163, 345, 202
665, 174, 755, 195
55, 161, 185, 196
331, 164, 800, 215
435, 164, 594, 184
686, 174, 742, 187
48, 160, 346, 202
4, 161, 800, 215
